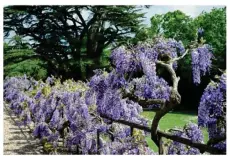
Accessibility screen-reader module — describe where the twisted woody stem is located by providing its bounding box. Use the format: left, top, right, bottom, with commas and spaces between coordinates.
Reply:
151, 60, 181, 148
122, 57, 183, 149
121, 50, 190, 153
150, 51, 189, 148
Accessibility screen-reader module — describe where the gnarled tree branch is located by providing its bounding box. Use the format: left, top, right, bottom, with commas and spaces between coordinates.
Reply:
170, 49, 189, 62
100, 114, 225, 154
207, 136, 226, 146
122, 91, 166, 107
151, 60, 181, 151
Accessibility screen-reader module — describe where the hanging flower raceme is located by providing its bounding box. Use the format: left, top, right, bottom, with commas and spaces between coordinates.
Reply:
198, 73, 226, 151
111, 46, 139, 74
4, 75, 154, 154
167, 123, 204, 155
191, 44, 213, 84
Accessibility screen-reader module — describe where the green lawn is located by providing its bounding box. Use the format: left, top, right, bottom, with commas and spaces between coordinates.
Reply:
141, 110, 209, 152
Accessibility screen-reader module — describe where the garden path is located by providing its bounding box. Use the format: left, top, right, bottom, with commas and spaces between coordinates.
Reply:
4, 104, 43, 155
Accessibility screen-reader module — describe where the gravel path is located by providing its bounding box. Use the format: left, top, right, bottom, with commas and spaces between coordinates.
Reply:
4, 104, 43, 155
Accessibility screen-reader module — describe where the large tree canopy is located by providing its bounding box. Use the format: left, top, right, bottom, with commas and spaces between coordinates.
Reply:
145, 8, 226, 110
4, 6, 146, 79
4, 36, 48, 80
194, 7, 226, 70
149, 10, 196, 47
148, 7, 226, 70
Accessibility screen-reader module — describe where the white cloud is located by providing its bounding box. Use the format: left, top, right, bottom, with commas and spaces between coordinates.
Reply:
169, 5, 224, 17
169, 6, 202, 17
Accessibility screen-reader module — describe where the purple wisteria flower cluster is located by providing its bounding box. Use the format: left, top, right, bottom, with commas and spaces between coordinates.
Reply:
198, 73, 226, 151
110, 46, 140, 74
167, 123, 204, 155
4, 35, 225, 155
111, 38, 185, 74
191, 44, 213, 84
110, 39, 184, 109
4, 76, 155, 154
88, 69, 147, 124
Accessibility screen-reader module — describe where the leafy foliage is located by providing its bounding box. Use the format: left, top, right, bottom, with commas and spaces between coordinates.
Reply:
4, 38, 48, 80
145, 8, 226, 110
4, 33, 226, 154
149, 10, 196, 47
3, 6, 226, 154
194, 7, 226, 70
4, 6, 146, 79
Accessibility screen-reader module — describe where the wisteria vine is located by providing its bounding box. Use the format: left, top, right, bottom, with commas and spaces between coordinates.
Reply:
4, 75, 156, 154
4, 34, 226, 155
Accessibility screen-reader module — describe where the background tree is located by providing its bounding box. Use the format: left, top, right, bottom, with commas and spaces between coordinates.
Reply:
180, 7, 226, 110
147, 11, 196, 110
146, 8, 226, 110
149, 14, 163, 37
4, 36, 48, 80
194, 7, 226, 70
4, 5, 146, 80
130, 27, 149, 45
149, 10, 196, 47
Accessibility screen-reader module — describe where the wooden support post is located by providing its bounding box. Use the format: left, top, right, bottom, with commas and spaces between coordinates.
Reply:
97, 130, 100, 154
111, 134, 114, 142
76, 145, 79, 154
130, 126, 134, 136
159, 135, 164, 155
76, 140, 82, 154
108, 131, 114, 142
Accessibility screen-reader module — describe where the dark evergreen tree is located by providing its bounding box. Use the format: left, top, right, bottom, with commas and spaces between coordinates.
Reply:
4, 6, 146, 80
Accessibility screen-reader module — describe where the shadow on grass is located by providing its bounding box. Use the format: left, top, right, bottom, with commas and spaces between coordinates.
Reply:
143, 109, 197, 115
167, 110, 198, 115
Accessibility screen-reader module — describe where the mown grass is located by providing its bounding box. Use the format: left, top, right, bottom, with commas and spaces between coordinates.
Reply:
141, 111, 209, 152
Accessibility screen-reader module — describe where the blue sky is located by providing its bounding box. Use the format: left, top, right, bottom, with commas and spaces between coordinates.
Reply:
142, 5, 225, 25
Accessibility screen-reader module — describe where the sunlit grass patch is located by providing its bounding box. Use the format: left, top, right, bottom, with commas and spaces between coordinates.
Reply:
141, 111, 209, 152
